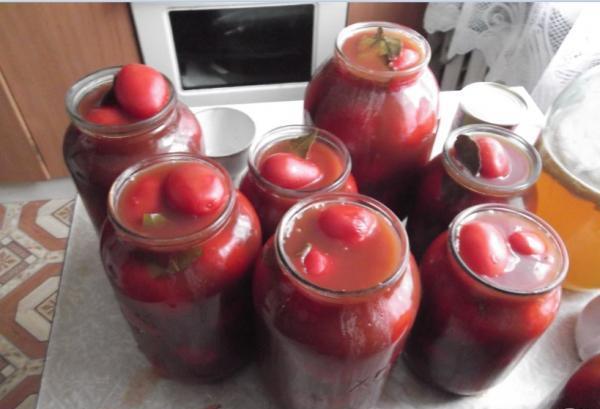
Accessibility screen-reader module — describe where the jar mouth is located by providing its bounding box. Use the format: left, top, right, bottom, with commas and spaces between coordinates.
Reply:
442, 124, 542, 196
65, 66, 177, 138
335, 21, 431, 79
274, 192, 409, 299
247, 125, 352, 198
448, 203, 568, 296
107, 153, 235, 250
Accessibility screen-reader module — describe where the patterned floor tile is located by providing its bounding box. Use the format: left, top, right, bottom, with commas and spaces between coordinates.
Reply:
0, 199, 74, 409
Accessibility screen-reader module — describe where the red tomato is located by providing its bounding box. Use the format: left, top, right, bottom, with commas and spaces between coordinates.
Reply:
123, 174, 162, 224
114, 64, 170, 119
120, 258, 191, 303
476, 137, 510, 178
458, 221, 509, 278
165, 163, 228, 216
509, 230, 546, 255
318, 203, 377, 245
84, 106, 132, 125
389, 48, 421, 71
260, 152, 323, 189
303, 246, 331, 276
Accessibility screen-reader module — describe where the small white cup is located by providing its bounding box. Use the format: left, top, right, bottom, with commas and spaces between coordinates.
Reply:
195, 107, 255, 183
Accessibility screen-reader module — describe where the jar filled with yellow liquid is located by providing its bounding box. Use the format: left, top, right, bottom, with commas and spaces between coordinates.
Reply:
536, 65, 600, 290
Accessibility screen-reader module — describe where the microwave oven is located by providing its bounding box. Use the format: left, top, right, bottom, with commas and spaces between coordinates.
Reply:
131, 2, 348, 106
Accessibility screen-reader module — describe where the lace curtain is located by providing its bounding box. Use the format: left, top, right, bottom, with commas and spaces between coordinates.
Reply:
424, 2, 600, 111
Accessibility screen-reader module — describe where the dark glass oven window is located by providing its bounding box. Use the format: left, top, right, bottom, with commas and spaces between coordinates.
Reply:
169, 5, 314, 90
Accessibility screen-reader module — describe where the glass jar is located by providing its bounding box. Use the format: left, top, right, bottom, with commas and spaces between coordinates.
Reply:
239, 125, 357, 239
64, 66, 203, 232
404, 204, 568, 395
253, 193, 421, 409
537, 353, 600, 409
407, 124, 541, 260
304, 21, 439, 217
100, 153, 261, 380
535, 64, 600, 290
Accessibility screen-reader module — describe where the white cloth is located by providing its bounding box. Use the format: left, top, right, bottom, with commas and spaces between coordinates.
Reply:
424, 2, 600, 111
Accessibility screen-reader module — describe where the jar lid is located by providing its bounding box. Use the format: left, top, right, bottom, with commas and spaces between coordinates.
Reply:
460, 82, 528, 127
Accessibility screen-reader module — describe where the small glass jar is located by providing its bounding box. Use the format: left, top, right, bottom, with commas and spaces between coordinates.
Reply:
64, 66, 203, 232
537, 353, 600, 409
253, 193, 421, 409
239, 125, 357, 239
404, 204, 568, 395
100, 153, 261, 380
305, 21, 439, 217
407, 124, 541, 260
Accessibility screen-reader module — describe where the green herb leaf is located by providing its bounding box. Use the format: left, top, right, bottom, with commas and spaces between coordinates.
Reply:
147, 262, 165, 278
359, 27, 403, 68
288, 130, 318, 159
166, 247, 202, 274
143, 213, 167, 228
455, 134, 481, 175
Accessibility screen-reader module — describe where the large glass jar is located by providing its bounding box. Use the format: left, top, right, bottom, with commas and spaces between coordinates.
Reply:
407, 124, 541, 260
305, 22, 439, 217
253, 193, 421, 409
240, 125, 357, 239
100, 154, 261, 380
404, 204, 568, 395
536, 64, 600, 290
64, 66, 203, 232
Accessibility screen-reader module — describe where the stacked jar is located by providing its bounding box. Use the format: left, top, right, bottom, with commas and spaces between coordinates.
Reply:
305, 21, 439, 217
64, 64, 203, 231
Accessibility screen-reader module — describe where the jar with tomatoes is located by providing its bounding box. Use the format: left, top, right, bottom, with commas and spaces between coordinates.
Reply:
100, 153, 261, 380
406, 124, 541, 260
404, 204, 568, 395
305, 22, 439, 217
240, 125, 357, 239
64, 64, 203, 232
253, 193, 421, 409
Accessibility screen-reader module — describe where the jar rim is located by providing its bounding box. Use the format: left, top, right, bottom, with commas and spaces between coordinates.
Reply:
65, 66, 177, 138
106, 153, 235, 249
448, 203, 568, 296
274, 192, 410, 299
442, 124, 542, 196
247, 124, 353, 198
335, 21, 431, 79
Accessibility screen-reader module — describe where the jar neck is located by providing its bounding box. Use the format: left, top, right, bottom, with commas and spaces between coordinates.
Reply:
274, 193, 409, 303
442, 124, 542, 197
334, 21, 431, 85
247, 125, 352, 199
447, 204, 568, 298
107, 153, 236, 252
65, 66, 178, 140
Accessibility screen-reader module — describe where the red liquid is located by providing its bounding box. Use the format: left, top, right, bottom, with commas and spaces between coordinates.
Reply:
64, 69, 203, 232
539, 353, 600, 409
305, 23, 439, 217
253, 194, 421, 409
407, 130, 539, 260
240, 131, 357, 239
100, 156, 261, 380
404, 205, 566, 395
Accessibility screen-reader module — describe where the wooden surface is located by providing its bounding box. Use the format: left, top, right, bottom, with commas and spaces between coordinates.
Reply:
0, 69, 48, 182
347, 3, 427, 33
0, 3, 141, 179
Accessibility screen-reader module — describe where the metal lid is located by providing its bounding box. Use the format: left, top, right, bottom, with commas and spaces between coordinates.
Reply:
460, 82, 528, 127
